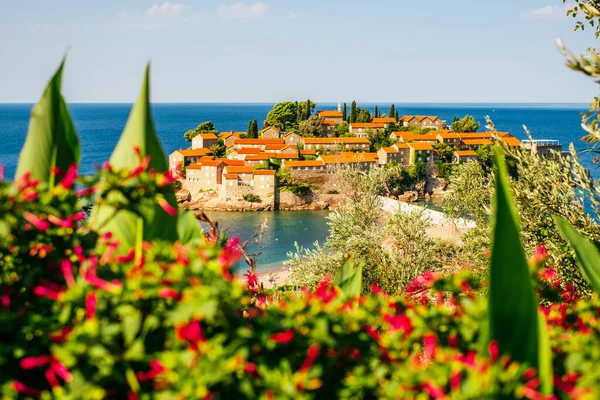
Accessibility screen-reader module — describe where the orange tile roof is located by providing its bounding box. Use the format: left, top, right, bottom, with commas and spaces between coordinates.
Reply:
283, 160, 326, 168
408, 143, 434, 151
304, 137, 370, 145
221, 132, 245, 139
273, 153, 300, 159
225, 166, 254, 174
223, 160, 245, 166
265, 144, 287, 150
200, 160, 225, 167
237, 148, 261, 154
245, 154, 271, 161
394, 143, 410, 149
458, 132, 493, 139
455, 150, 478, 157
253, 170, 277, 175
235, 139, 285, 145
400, 115, 439, 122
199, 156, 214, 162
436, 130, 461, 139
392, 132, 438, 141
199, 133, 218, 139
497, 132, 512, 137
317, 110, 343, 118
462, 139, 493, 146
501, 137, 522, 147
350, 122, 386, 129
223, 174, 238, 179
177, 148, 211, 157
380, 147, 398, 153
322, 119, 337, 126
186, 164, 203, 170
319, 153, 379, 164
300, 149, 316, 155
372, 117, 396, 124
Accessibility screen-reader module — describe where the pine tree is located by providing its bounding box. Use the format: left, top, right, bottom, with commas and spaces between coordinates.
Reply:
374, 105, 379, 118
342, 103, 347, 121
389, 104, 396, 121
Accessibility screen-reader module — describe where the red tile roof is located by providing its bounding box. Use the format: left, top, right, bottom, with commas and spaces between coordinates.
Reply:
408, 143, 434, 151
223, 174, 238, 179
501, 137, 522, 147
322, 119, 337, 126
304, 137, 370, 145
350, 122, 386, 129
400, 115, 439, 122
225, 166, 254, 174
300, 149, 316, 155
372, 117, 396, 124
380, 147, 398, 153
199, 133, 218, 139
186, 164, 203, 170
245, 154, 271, 161
177, 148, 211, 157
237, 148, 261, 154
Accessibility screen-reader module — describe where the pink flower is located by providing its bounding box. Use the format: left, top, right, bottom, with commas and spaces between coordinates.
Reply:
364, 325, 380, 343
86, 292, 97, 320
245, 272, 259, 288
76, 187, 95, 197
176, 320, 206, 344
23, 212, 50, 232
51, 360, 73, 382
33, 283, 63, 301
12, 381, 42, 397
61, 259, 75, 287
218, 237, 241, 270
423, 382, 445, 399
116, 249, 136, 263
1, 287, 10, 309
0, 165, 4, 182
270, 330, 294, 344
383, 314, 413, 335
20, 355, 53, 369
300, 345, 320, 372
48, 215, 73, 229
450, 372, 462, 391
49, 327, 73, 343
158, 288, 181, 301
158, 170, 178, 187
488, 340, 499, 364
45, 368, 60, 388
244, 362, 258, 375
68, 211, 86, 222
314, 277, 336, 303
85, 273, 121, 292
423, 334, 437, 362
59, 163, 77, 189
158, 197, 177, 216
136, 359, 165, 382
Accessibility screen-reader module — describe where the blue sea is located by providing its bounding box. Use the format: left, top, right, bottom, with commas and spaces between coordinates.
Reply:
0, 102, 594, 273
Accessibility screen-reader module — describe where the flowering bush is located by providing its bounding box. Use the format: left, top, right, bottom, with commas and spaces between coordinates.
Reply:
3, 60, 600, 399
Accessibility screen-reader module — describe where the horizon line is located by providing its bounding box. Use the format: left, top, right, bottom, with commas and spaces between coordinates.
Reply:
0, 101, 591, 105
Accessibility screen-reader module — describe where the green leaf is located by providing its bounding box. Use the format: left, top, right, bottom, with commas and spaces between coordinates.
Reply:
15, 56, 80, 186
488, 148, 546, 381
332, 258, 363, 297
537, 312, 553, 395
177, 210, 204, 245
89, 64, 178, 249
555, 216, 600, 294
121, 307, 142, 346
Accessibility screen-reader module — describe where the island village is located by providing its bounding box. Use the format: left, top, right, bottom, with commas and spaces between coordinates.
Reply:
169, 102, 559, 210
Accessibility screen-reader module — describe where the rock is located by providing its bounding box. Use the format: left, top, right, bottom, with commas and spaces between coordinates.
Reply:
398, 191, 419, 202
176, 188, 191, 203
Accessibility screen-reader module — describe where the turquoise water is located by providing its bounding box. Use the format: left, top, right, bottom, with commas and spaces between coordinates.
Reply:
202, 210, 331, 273
0, 102, 594, 271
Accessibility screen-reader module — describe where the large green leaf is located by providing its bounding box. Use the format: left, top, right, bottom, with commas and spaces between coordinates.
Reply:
555, 216, 600, 294
177, 210, 204, 245
332, 258, 363, 297
89, 65, 178, 250
15, 57, 80, 186
488, 148, 552, 394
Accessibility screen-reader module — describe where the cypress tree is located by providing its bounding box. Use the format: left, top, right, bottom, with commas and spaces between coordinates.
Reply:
350, 101, 357, 123
394, 110, 399, 121
342, 103, 347, 121
374, 105, 379, 118
247, 119, 258, 138
389, 104, 396, 120
306, 99, 312, 120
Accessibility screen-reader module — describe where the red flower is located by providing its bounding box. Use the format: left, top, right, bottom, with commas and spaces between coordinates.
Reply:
270, 330, 294, 344
314, 277, 336, 304
364, 325, 380, 343
176, 320, 206, 350
23, 212, 50, 232
136, 359, 165, 382
158, 288, 181, 301
300, 345, 320, 372
158, 170, 178, 187
61, 259, 75, 287
48, 215, 73, 229
532, 243, 548, 265
423, 334, 437, 362
59, 163, 77, 189
33, 283, 63, 301
383, 314, 413, 335
85, 272, 122, 292
450, 371, 462, 391
12, 381, 42, 397
158, 197, 177, 216
116, 249, 136, 263
86, 292, 97, 321
20, 355, 53, 369
218, 237, 242, 269
423, 382, 445, 399
49, 327, 73, 343
488, 340, 499, 364
76, 186, 96, 197
244, 362, 257, 375
0, 165, 3, 182
246, 272, 259, 288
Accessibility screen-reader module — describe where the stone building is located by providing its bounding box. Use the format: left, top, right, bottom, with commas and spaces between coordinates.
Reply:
191, 133, 219, 150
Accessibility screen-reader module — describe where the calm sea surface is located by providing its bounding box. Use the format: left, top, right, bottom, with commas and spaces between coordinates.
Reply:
0, 102, 594, 271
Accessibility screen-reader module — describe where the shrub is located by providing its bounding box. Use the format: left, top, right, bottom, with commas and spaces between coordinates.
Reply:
243, 193, 262, 203
327, 189, 339, 194
5, 59, 600, 399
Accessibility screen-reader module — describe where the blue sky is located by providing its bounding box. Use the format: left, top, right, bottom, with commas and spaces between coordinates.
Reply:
0, 1, 597, 103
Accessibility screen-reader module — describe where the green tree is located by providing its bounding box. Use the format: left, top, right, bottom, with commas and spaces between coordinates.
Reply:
184, 121, 217, 141
265, 102, 299, 130
476, 144, 495, 173
433, 142, 454, 163
297, 100, 317, 123
374, 105, 379, 118
246, 119, 258, 139
394, 109, 399, 121
350, 101, 357, 123
342, 103, 347, 121
389, 104, 396, 121
356, 108, 372, 123
368, 129, 393, 152
334, 121, 350, 137
451, 115, 480, 133
297, 115, 325, 138
384, 122, 400, 136
208, 139, 227, 158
